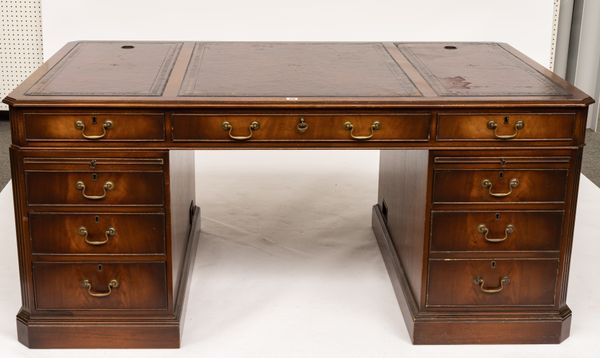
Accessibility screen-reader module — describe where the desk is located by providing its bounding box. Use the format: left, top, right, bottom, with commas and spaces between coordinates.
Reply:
2, 41, 593, 348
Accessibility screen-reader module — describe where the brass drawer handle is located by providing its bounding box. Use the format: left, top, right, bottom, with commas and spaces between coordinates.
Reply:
296, 117, 309, 133
487, 119, 524, 139
222, 121, 260, 141
477, 224, 514, 243
75, 180, 114, 200
75, 120, 113, 140
82, 279, 119, 297
344, 121, 381, 140
473, 276, 510, 294
481, 178, 519, 198
78, 226, 116, 246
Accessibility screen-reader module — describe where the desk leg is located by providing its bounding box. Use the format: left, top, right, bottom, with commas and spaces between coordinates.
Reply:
373, 149, 572, 344
12, 149, 201, 348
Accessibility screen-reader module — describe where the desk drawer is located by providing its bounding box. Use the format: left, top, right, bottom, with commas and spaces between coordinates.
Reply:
171, 113, 430, 142
26, 171, 164, 206
24, 112, 165, 142
33, 262, 168, 310
30, 213, 166, 254
430, 211, 563, 252
432, 169, 567, 204
427, 259, 558, 307
436, 113, 576, 141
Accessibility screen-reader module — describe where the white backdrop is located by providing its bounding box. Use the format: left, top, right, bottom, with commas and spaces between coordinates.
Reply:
41, 0, 555, 66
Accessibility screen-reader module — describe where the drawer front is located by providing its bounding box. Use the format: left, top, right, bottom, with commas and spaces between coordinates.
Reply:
24, 113, 165, 141
430, 211, 563, 252
432, 169, 567, 204
427, 259, 558, 307
30, 213, 166, 254
26, 171, 164, 206
436, 113, 576, 141
171, 113, 430, 142
33, 262, 168, 310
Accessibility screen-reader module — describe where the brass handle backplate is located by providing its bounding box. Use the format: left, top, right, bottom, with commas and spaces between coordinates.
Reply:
79, 226, 116, 246
481, 178, 519, 198
477, 224, 514, 243
82, 279, 119, 297
487, 119, 524, 139
222, 121, 260, 141
473, 276, 510, 294
344, 121, 381, 140
76, 180, 114, 200
75, 120, 113, 140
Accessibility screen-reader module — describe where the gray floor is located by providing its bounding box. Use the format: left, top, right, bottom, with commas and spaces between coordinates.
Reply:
0, 121, 599, 189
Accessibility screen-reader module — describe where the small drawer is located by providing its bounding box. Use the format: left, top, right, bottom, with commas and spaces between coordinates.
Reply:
432, 169, 567, 204
26, 171, 164, 206
30, 213, 166, 254
436, 113, 576, 141
23, 112, 165, 142
171, 113, 430, 142
430, 211, 563, 252
427, 259, 558, 307
33, 262, 168, 310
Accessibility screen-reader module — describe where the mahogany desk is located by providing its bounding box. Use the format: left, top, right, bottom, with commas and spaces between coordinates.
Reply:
3, 41, 593, 348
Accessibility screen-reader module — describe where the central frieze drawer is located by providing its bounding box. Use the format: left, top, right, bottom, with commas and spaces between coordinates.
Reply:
430, 211, 563, 252
432, 169, 568, 204
23, 112, 166, 142
171, 113, 431, 142
30, 213, 166, 254
32, 262, 168, 310
26, 171, 164, 206
427, 259, 558, 308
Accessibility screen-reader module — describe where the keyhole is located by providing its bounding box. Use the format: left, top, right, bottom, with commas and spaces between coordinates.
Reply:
490, 261, 497, 269
495, 213, 501, 220
92, 116, 97, 125
91, 173, 98, 181
504, 116, 509, 124
95, 215, 100, 224
97, 264, 103, 272
499, 171, 504, 178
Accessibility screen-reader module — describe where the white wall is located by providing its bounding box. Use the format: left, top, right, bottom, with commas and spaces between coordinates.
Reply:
41, 0, 555, 66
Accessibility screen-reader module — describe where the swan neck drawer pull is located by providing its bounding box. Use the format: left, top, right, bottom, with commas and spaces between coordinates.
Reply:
74, 120, 113, 140
477, 224, 514, 243
222, 121, 260, 141
344, 121, 381, 140
76, 181, 114, 200
487, 119, 524, 139
473, 276, 510, 294
82, 279, 119, 297
79, 226, 116, 246
481, 178, 519, 198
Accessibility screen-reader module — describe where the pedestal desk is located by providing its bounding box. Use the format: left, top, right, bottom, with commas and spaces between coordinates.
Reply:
3, 41, 593, 348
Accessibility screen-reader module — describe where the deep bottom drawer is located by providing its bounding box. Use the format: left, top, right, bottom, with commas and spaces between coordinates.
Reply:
427, 259, 558, 308
33, 262, 168, 310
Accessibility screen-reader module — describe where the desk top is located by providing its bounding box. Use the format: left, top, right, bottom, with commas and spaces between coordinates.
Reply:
3, 41, 592, 108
